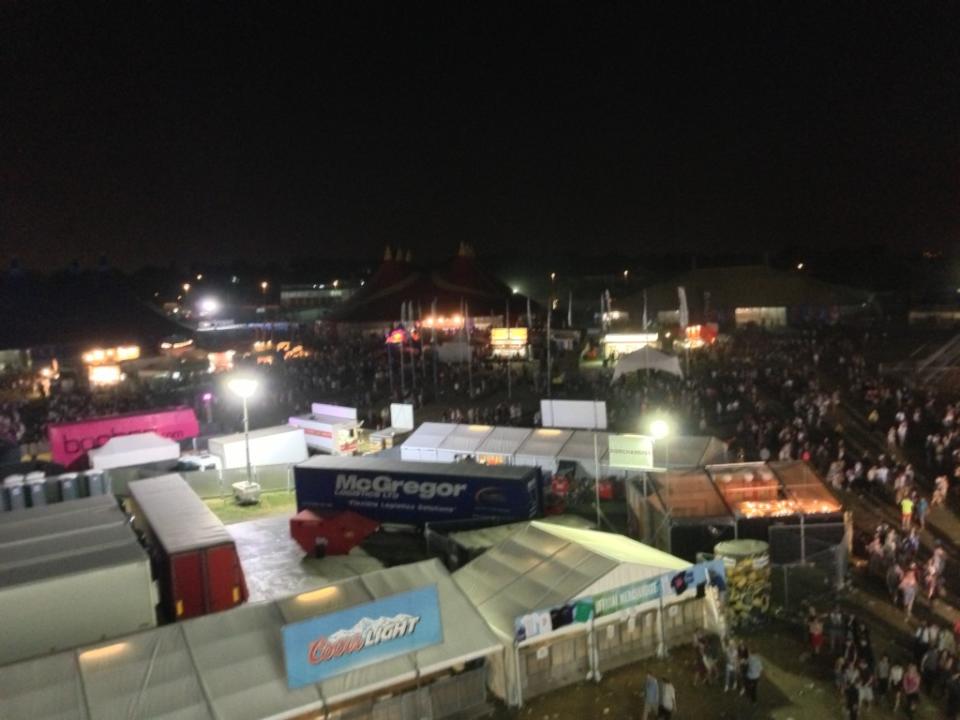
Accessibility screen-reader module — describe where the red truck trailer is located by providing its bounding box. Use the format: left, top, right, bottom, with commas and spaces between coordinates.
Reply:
127, 474, 247, 621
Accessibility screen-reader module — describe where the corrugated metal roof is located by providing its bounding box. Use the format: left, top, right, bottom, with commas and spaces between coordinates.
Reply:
128, 474, 233, 554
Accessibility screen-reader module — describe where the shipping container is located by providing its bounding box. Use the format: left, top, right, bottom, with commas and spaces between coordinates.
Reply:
0, 494, 158, 665
207, 425, 308, 470
294, 455, 542, 525
127, 474, 248, 621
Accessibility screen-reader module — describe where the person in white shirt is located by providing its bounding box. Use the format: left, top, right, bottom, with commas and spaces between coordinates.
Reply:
659, 677, 677, 718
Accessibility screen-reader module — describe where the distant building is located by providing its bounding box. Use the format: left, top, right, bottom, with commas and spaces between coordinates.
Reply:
279, 283, 355, 321
623, 265, 875, 329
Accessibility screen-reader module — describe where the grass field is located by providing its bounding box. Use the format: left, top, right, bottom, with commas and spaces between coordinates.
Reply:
204, 489, 298, 524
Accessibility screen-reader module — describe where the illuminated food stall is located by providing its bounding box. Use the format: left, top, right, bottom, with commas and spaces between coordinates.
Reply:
626, 461, 843, 561
627, 469, 737, 562
489, 327, 528, 358
601, 332, 659, 359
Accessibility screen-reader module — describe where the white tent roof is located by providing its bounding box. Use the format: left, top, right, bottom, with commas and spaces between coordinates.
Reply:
454, 521, 688, 640
87, 432, 180, 470
474, 426, 533, 457
513, 429, 573, 463
556, 430, 610, 465
0, 560, 501, 720
437, 424, 495, 454
612, 346, 683, 381
401, 422, 458, 451
128, 474, 233, 554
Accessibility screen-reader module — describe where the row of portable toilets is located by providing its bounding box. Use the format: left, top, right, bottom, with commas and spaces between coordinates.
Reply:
2, 471, 112, 512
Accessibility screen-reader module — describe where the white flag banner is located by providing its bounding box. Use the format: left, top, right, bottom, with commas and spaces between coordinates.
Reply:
678, 286, 689, 329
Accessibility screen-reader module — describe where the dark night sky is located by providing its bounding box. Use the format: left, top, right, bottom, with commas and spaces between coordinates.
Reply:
2, 2, 959, 270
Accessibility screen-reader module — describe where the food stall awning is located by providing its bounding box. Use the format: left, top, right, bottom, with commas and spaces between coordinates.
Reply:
650, 469, 734, 521
769, 460, 843, 515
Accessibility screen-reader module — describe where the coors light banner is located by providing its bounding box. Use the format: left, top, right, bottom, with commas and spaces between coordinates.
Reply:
282, 585, 443, 688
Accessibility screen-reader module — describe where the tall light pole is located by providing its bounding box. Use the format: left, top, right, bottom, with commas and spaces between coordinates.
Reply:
651, 419, 670, 468
228, 377, 258, 481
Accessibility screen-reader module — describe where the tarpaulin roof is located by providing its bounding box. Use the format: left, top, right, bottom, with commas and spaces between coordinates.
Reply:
128, 474, 233, 554
652, 435, 728, 469
611, 346, 684, 381
0, 559, 501, 720
454, 521, 687, 640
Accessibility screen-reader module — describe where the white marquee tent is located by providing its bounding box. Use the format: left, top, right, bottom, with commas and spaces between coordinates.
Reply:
400, 422, 458, 462
453, 522, 694, 706
0, 559, 501, 720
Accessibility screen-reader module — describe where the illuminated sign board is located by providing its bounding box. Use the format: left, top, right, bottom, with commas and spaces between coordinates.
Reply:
608, 433, 655, 470
282, 586, 442, 688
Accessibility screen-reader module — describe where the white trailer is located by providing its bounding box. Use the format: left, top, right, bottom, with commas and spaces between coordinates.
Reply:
207, 425, 308, 470
0, 494, 158, 665
288, 403, 360, 455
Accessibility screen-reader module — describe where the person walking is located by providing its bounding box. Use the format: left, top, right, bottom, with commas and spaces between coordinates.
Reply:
902, 663, 921, 718
745, 651, 763, 704
900, 493, 915, 531
642, 672, 659, 720
900, 565, 918, 620
724, 637, 739, 692
659, 678, 677, 719
889, 659, 904, 711
809, 615, 824, 656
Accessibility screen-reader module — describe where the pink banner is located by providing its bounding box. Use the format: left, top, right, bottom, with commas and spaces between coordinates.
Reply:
48, 407, 200, 469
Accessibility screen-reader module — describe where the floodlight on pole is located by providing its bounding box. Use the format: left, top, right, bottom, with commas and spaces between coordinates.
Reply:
649, 418, 671, 471
228, 377, 258, 480
650, 419, 669, 439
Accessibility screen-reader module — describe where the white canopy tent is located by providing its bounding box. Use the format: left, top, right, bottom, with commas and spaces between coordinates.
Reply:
436, 424, 495, 463
474, 426, 533, 464
400, 422, 458, 462
512, 429, 574, 474
555, 430, 610, 478
87, 432, 180, 470
611, 346, 683, 381
453, 522, 691, 706
0, 559, 502, 720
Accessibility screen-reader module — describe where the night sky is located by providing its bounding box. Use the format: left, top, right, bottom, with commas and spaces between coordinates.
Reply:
2, 2, 958, 270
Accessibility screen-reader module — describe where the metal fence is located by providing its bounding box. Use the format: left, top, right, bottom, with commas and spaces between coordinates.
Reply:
178, 464, 295, 499
768, 521, 849, 614
516, 597, 708, 703
325, 666, 489, 720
